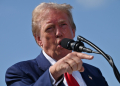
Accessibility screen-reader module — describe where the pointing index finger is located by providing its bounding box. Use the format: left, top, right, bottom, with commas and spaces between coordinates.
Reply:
74, 52, 94, 60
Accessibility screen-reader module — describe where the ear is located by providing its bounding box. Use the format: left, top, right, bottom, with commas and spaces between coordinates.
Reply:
34, 35, 43, 47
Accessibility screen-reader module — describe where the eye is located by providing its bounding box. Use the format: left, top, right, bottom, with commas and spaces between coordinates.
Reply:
45, 26, 54, 32
47, 27, 52, 31
60, 23, 67, 28
62, 23, 66, 26
47, 27, 52, 30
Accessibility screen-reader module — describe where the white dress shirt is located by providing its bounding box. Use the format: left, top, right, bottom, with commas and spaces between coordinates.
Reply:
42, 50, 87, 86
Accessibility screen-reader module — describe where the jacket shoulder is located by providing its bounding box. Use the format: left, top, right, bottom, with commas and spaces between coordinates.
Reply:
83, 62, 101, 73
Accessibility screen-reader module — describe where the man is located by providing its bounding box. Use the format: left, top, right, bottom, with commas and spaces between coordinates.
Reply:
5, 2, 108, 86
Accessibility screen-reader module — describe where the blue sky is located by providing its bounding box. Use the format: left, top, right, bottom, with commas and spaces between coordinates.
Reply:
0, 0, 120, 86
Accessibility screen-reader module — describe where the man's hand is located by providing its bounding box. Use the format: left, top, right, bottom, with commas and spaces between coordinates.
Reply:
49, 52, 93, 81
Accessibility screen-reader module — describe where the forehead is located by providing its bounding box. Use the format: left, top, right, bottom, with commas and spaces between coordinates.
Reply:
39, 9, 69, 24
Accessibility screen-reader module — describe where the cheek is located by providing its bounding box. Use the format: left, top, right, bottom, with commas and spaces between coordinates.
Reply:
71, 31, 75, 38
45, 35, 51, 41
42, 35, 56, 45
41, 31, 53, 40
64, 29, 74, 38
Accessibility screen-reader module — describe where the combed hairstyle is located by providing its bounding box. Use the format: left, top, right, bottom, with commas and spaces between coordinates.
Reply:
32, 2, 76, 37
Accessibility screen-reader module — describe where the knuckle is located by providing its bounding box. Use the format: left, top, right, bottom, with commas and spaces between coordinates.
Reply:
62, 64, 68, 72
71, 62, 76, 67
79, 53, 84, 57
67, 53, 73, 57
77, 59, 82, 64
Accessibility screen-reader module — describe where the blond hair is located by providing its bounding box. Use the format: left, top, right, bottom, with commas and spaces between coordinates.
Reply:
32, 2, 76, 36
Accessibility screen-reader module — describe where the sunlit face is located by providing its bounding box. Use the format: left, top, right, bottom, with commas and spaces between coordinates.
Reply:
36, 9, 75, 60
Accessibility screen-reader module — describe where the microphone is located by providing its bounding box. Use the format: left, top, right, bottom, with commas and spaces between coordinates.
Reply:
60, 38, 93, 53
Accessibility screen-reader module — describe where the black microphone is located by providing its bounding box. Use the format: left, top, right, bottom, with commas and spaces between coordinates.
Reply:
60, 38, 93, 53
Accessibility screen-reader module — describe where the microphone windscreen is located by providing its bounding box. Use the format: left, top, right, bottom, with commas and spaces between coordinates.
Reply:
60, 38, 74, 49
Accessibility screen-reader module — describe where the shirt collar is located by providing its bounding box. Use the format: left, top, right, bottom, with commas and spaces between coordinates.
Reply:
42, 50, 56, 65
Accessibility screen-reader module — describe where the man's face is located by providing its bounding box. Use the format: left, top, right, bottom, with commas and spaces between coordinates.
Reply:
37, 9, 75, 60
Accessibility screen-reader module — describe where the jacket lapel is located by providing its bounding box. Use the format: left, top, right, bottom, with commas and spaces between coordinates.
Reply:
35, 51, 65, 86
81, 69, 96, 86
35, 51, 51, 71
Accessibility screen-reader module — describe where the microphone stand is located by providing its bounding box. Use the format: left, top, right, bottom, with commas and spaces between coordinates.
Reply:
77, 35, 120, 83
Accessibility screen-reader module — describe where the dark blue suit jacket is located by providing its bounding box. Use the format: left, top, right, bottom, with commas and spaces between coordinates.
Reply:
5, 51, 108, 86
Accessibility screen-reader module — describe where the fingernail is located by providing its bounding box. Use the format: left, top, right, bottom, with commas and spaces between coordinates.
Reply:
89, 55, 93, 58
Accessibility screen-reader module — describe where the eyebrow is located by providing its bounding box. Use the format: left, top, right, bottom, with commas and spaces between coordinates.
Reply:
44, 23, 54, 29
58, 19, 66, 23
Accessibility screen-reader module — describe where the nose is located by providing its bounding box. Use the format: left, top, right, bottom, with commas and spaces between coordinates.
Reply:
56, 27, 63, 38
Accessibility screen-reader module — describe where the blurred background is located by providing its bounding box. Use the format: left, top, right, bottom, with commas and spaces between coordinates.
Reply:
0, 0, 120, 86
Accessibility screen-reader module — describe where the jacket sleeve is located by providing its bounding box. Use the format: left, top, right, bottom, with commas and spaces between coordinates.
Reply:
5, 64, 53, 86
